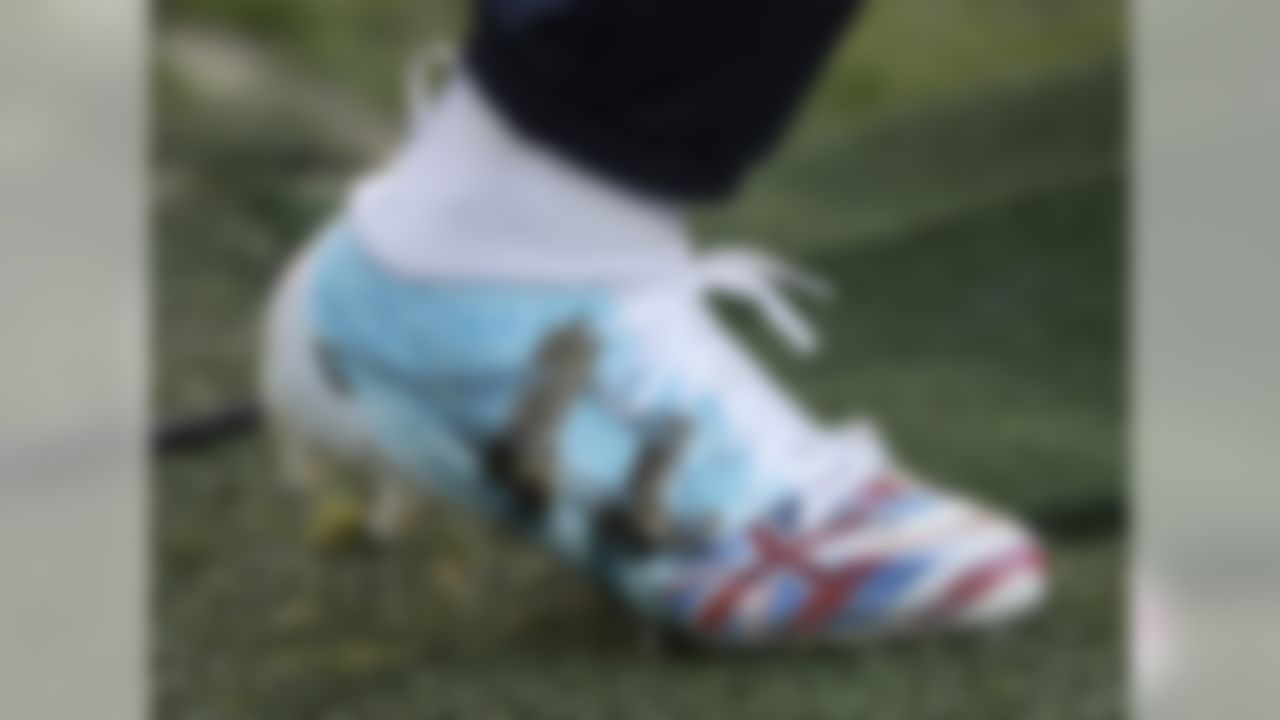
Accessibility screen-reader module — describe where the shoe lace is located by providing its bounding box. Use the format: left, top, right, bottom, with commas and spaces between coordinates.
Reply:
616, 246, 892, 507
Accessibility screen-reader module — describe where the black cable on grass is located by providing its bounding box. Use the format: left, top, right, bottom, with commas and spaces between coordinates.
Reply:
1029, 494, 1126, 544
152, 400, 1124, 542
154, 399, 262, 454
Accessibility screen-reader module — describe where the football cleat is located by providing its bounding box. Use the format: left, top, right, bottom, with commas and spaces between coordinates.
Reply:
260, 220, 1047, 645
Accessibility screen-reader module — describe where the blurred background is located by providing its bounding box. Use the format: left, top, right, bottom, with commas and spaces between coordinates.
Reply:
155, 0, 1125, 717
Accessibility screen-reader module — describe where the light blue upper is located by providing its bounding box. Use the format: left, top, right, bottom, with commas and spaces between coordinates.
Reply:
308, 220, 782, 586
301, 219, 995, 642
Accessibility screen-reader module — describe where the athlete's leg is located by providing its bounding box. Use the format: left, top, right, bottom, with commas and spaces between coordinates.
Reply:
262, 0, 1048, 644
468, 0, 867, 199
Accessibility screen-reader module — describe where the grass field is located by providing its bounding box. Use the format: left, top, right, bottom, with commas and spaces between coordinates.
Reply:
156, 3, 1126, 717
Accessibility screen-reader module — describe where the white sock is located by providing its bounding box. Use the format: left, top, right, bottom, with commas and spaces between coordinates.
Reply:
350, 75, 693, 286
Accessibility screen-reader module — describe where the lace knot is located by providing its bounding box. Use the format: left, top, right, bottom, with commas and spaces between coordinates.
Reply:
694, 247, 834, 356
